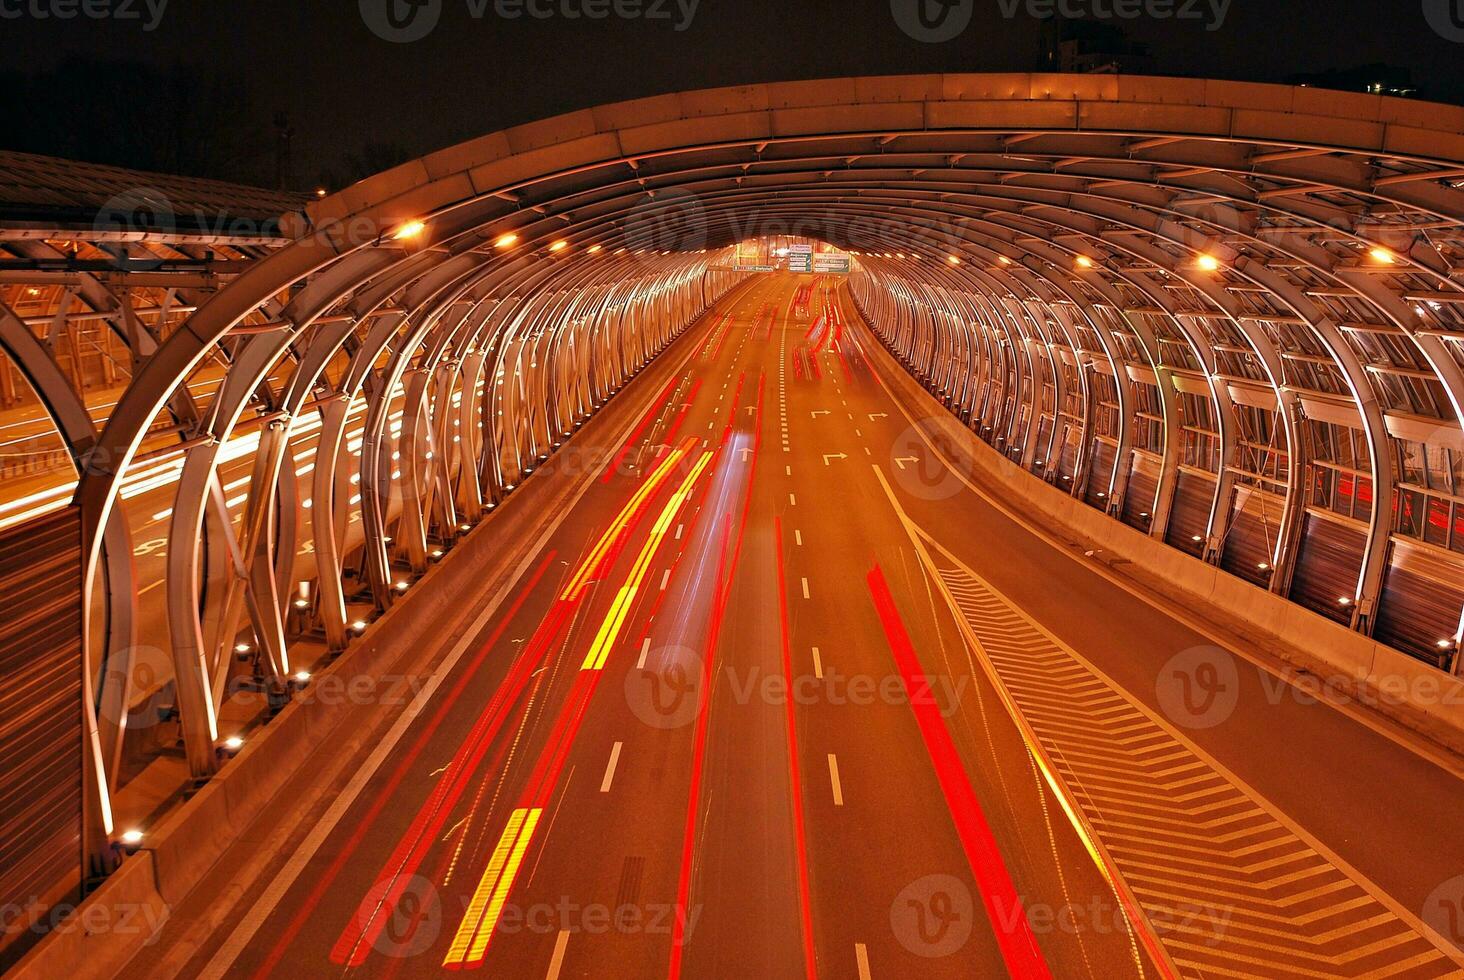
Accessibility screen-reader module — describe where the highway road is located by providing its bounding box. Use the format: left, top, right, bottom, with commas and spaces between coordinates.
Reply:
114, 274, 1464, 979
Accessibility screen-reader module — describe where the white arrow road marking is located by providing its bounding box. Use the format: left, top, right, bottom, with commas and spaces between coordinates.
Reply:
867, 413, 888, 420
810, 410, 831, 419
823, 453, 848, 465
894, 456, 918, 470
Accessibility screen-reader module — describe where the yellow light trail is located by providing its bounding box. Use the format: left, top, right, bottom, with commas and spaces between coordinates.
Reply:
582, 450, 714, 671
558, 440, 692, 601
443, 807, 543, 968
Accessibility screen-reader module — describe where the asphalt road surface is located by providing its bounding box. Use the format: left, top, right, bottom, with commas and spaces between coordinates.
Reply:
117, 274, 1464, 979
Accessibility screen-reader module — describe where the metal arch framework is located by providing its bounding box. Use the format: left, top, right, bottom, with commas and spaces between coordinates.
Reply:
2, 73, 1464, 868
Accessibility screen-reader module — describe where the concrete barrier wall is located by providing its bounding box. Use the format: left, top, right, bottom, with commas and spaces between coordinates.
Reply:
872, 331, 1464, 755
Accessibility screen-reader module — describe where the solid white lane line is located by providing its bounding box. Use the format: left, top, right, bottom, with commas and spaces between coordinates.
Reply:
855, 943, 872, 980
828, 754, 845, 806
812, 646, 823, 679
801, 577, 810, 599
600, 742, 623, 793
546, 930, 571, 980
638, 637, 652, 669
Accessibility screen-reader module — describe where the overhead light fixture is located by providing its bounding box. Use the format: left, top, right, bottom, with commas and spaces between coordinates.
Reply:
997, 256, 1012, 265
294, 670, 311, 683
1368, 246, 1397, 264
549, 240, 569, 253
120, 829, 144, 846
587, 244, 603, 254
495, 233, 519, 249
1197, 254, 1221, 271
392, 220, 426, 240
314, 188, 327, 198
222, 735, 244, 751
947, 255, 960, 265
1076, 255, 1095, 269
351, 620, 368, 632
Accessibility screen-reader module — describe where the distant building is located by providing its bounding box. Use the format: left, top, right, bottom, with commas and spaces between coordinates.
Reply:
1038, 18, 1153, 75
1287, 64, 1421, 99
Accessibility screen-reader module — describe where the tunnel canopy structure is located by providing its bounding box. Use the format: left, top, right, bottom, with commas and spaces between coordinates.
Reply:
2, 73, 1464, 881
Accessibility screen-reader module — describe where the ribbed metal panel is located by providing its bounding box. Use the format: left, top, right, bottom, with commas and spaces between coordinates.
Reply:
1290, 514, 1364, 625
1376, 539, 1463, 668
0, 507, 83, 960
1164, 471, 1214, 557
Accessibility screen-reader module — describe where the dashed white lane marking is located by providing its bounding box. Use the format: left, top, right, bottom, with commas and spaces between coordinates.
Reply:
801, 576, 810, 599
812, 646, 823, 679
855, 943, 871, 980
659, 569, 671, 591
785, 466, 792, 476
546, 930, 571, 980
675, 523, 683, 540
600, 742, 624, 793
789, 492, 797, 506
794, 529, 803, 546
827, 754, 845, 806
637, 637, 652, 669
855, 428, 863, 437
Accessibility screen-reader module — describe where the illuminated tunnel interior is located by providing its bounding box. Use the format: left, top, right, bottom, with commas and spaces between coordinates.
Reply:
3, 74, 1464, 978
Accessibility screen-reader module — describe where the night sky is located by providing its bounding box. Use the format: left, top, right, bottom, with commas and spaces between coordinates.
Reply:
2, 0, 1461, 188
